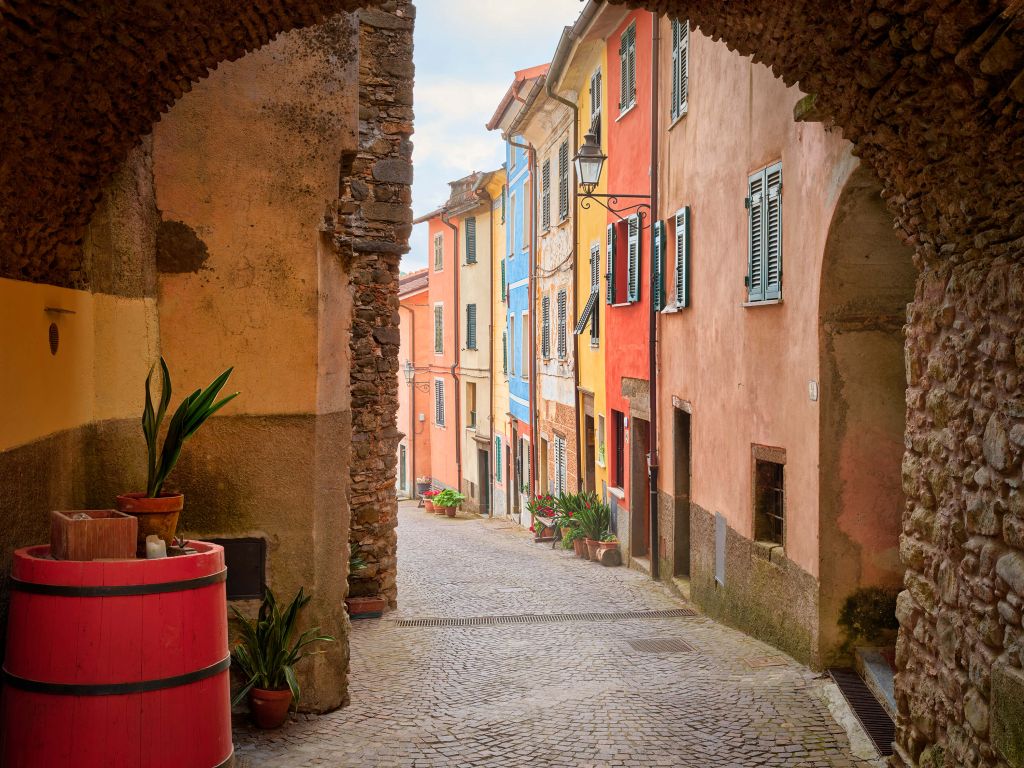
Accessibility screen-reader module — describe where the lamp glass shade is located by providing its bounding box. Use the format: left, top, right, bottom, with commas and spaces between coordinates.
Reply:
574, 131, 606, 191
403, 360, 415, 385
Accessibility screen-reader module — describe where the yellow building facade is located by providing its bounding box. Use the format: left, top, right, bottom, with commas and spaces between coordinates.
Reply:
485, 170, 511, 518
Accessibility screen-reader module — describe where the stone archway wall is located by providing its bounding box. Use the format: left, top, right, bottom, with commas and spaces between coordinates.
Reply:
620, 2, 1024, 765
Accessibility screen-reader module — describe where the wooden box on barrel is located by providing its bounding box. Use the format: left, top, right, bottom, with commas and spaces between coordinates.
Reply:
49, 509, 138, 561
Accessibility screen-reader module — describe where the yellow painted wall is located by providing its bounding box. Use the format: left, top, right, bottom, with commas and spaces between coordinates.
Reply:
486, 171, 510, 514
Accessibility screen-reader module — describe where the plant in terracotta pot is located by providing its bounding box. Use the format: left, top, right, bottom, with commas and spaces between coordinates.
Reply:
433, 489, 465, 517
422, 489, 439, 512
574, 499, 611, 562
596, 533, 620, 564
230, 586, 334, 729
117, 358, 238, 555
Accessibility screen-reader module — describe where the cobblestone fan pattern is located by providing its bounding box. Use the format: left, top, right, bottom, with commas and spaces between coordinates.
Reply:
236, 502, 881, 767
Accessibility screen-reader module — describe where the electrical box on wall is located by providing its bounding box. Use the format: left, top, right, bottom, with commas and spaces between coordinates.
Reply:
808, 380, 819, 401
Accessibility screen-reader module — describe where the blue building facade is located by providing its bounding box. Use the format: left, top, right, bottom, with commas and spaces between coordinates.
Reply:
505, 137, 531, 428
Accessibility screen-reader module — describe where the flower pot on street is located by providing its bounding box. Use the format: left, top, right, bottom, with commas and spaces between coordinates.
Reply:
248, 687, 293, 729
573, 538, 588, 559
346, 595, 387, 619
116, 492, 185, 556
424, 499, 435, 512
445, 506, 458, 518
585, 538, 600, 560
596, 540, 620, 566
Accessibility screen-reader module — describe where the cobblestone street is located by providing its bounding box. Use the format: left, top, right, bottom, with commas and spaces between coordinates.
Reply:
235, 502, 883, 767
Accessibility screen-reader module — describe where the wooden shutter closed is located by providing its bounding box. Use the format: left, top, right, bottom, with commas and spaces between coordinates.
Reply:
619, 30, 629, 110
541, 296, 551, 358
501, 259, 506, 301
495, 437, 502, 482
502, 331, 508, 374
652, 220, 665, 311
465, 217, 477, 263
764, 163, 782, 300
557, 289, 567, 358
674, 207, 691, 308
435, 380, 444, 425
626, 24, 636, 109
590, 68, 602, 139
434, 305, 443, 353
671, 20, 680, 119
558, 141, 570, 221
626, 214, 640, 303
747, 171, 765, 302
466, 304, 477, 349
541, 159, 551, 230
606, 223, 617, 304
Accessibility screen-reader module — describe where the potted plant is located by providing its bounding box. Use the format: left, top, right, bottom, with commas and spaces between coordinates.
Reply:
433, 489, 466, 517
117, 358, 238, 554
596, 533, 620, 565
422, 489, 439, 512
345, 547, 387, 619
230, 586, 334, 729
574, 499, 611, 562
527, 494, 557, 539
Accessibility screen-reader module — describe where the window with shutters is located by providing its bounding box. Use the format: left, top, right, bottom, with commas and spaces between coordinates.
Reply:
495, 437, 503, 483
670, 18, 689, 121
626, 214, 640, 303
558, 140, 570, 222
433, 232, 443, 271
466, 382, 477, 429
541, 159, 552, 231
465, 217, 477, 264
653, 220, 665, 311
556, 289, 567, 359
746, 162, 782, 303
589, 67, 602, 142
466, 303, 477, 350
502, 331, 508, 375
575, 243, 600, 344
501, 185, 506, 224
612, 410, 625, 488
554, 434, 567, 497
619, 22, 637, 114
434, 378, 445, 426
521, 312, 529, 379
433, 303, 444, 354
541, 296, 551, 359
605, 223, 617, 304
673, 207, 691, 308
500, 259, 506, 301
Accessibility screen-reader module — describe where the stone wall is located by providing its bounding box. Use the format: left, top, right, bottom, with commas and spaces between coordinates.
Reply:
341, 2, 414, 609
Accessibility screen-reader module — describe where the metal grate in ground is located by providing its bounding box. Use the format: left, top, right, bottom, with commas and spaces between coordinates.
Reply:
828, 667, 895, 757
394, 607, 698, 628
626, 637, 698, 654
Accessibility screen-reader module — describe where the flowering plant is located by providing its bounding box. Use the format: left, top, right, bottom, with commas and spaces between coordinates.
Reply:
422, 490, 440, 499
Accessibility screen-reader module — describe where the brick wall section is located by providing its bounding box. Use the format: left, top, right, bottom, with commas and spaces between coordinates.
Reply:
340, 2, 414, 610
617, 3, 1024, 766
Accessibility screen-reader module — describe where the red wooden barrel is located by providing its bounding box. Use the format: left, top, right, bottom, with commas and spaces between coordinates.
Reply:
1, 542, 232, 768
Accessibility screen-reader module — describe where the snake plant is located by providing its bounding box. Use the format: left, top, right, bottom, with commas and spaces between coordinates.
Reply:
143, 357, 238, 497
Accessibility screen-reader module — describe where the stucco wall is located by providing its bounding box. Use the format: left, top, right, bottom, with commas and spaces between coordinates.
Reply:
426, 216, 459, 491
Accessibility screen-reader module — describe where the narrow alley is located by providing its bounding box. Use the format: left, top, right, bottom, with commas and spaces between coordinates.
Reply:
236, 503, 881, 768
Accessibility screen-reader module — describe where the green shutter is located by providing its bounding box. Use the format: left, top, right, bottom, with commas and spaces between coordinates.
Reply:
501, 259, 507, 301
558, 141, 570, 221
764, 163, 782, 300
626, 215, 640, 303
465, 217, 477, 263
626, 24, 637, 108
619, 30, 629, 110
542, 160, 551, 230
557, 289, 567, 358
502, 331, 508, 374
674, 207, 690, 308
679, 20, 689, 115
496, 437, 502, 483
541, 296, 551, 358
606, 223, 617, 304
671, 20, 680, 120
653, 220, 666, 311
747, 171, 765, 303
466, 304, 477, 349
501, 185, 506, 223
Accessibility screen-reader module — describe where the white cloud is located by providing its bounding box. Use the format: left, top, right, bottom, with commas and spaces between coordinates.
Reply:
437, 0, 582, 37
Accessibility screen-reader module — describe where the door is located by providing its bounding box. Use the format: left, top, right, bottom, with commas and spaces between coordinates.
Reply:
673, 408, 692, 577
478, 448, 490, 516
630, 417, 651, 558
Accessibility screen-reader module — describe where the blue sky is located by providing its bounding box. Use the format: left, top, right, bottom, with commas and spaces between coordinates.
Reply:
403, 0, 584, 272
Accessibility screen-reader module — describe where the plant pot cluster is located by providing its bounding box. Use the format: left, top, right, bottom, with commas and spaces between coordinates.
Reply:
430, 489, 466, 518
553, 491, 620, 567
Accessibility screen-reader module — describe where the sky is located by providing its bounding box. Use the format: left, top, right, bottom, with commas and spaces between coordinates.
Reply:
403, 0, 584, 273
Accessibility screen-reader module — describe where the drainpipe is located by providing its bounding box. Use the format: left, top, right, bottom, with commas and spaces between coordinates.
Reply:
546, 65, 581, 493
648, 12, 661, 581
399, 302, 417, 498
441, 211, 462, 492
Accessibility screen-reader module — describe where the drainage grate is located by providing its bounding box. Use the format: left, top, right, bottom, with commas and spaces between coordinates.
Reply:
626, 637, 697, 654
395, 608, 697, 628
828, 667, 895, 757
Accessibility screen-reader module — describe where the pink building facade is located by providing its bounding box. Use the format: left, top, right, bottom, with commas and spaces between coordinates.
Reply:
397, 269, 431, 498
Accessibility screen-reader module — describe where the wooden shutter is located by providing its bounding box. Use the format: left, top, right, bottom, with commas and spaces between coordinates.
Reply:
558, 141, 570, 221
626, 24, 637, 109
435, 379, 445, 425
764, 163, 782, 300
502, 331, 508, 374
678, 19, 689, 115
606, 223, 617, 304
465, 217, 477, 263
747, 171, 765, 302
541, 296, 551, 358
433, 234, 443, 271
466, 303, 477, 349
590, 242, 600, 288
541, 159, 551, 230
652, 220, 665, 311
674, 207, 691, 308
495, 437, 502, 482
671, 20, 680, 120
626, 214, 640, 303
434, 305, 443, 353
557, 289, 567, 358
501, 185, 506, 223
590, 68, 602, 140
501, 259, 506, 301
619, 30, 629, 110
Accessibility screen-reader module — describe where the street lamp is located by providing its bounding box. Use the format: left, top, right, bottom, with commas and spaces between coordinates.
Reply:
573, 131, 650, 225
403, 360, 415, 386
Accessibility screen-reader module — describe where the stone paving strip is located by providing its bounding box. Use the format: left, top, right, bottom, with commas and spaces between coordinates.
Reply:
234, 501, 884, 767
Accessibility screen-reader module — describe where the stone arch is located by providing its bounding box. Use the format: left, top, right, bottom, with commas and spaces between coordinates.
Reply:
817, 165, 916, 667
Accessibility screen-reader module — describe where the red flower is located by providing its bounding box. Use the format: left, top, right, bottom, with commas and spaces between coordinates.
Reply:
529, 524, 535, 532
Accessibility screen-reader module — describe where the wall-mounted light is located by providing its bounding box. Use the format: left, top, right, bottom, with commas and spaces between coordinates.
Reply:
573, 130, 651, 226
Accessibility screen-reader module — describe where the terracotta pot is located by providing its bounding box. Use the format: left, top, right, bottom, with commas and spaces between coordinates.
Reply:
346, 595, 387, 619
586, 538, 600, 560
248, 687, 293, 729
115, 492, 184, 556
445, 506, 458, 518
596, 541, 619, 559
573, 538, 588, 559
424, 499, 435, 512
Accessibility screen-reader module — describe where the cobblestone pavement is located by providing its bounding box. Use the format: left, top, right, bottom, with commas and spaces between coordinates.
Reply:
235, 501, 883, 767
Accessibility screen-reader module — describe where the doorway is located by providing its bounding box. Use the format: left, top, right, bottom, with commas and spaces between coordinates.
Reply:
672, 408, 691, 577
584, 414, 596, 494
630, 417, 651, 558
477, 448, 490, 516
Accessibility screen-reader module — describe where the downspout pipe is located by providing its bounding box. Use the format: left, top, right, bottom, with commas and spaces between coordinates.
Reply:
546, 36, 582, 493
441, 210, 462, 492
648, 12, 661, 581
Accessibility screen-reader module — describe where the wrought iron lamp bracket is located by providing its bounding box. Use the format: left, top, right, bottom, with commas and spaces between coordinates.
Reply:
578, 193, 651, 228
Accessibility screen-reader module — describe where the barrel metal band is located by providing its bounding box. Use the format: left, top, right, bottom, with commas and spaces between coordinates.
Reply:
2, 656, 231, 697
10, 568, 226, 597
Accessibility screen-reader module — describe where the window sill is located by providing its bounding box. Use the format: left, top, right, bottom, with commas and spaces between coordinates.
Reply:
607, 486, 625, 500
742, 298, 783, 308
611, 302, 633, 308
667, 108, 688, 132
616, 103, 636, 122
596, 459, 606, 469
660, 304, 682, 315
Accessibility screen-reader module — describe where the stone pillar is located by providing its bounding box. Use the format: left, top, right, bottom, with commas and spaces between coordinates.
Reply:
340, 2, 414, 609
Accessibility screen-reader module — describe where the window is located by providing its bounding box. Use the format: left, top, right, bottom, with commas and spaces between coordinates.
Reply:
597, 414, 606, 466
434, 379, 445, 426
501, 185, 506, 223
466, 382, 477, 429
670, 18, 689, 120
626, 214, 640, 303
746, 162, 782, 303
502, 331, 508, 375
465, 216, 477, 264
521, 312, 529, 379
575, 243, 601, 344
541, 159, 551, 231
554, 434, 567, 496
619, 22, 637, 113
673, 207, 691, 308
509, 142, 517, 171
501, 259, 506, 301
556, 289, 567, 359
466, 303, 477, 350
613, 410, 625, 487
399, 445, 407, 491
433, 232, 444, 271
495, 436, 503, 483
541, 295, 551, 358
509, 192, 517, 257
653, 220, 665, 311
753, 448, 786, 546
590, 67, 602, 141
558, 140, 570, 221
605, 223, 617, 304
509, 316, 516, 376
433, 304, 443, 354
